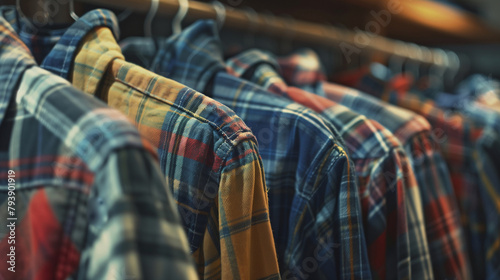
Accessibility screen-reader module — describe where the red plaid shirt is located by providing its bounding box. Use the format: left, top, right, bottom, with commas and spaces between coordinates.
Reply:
226, 49, 440, 280
278, 49, 472, 280
334, 62, 495, 280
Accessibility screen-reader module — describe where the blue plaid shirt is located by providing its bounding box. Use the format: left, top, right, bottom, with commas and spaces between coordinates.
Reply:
226, 48, 437, 280
2, 8, 282, 279
0, 16, 196, 280
122, 20, 372, 280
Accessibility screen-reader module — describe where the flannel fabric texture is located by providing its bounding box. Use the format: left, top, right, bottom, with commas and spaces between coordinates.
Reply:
226, 49, 439, 280
278, 49, 471, 280
337, 61, 497, 280
0, 15, 197, 280
2, 8, 280, 279
122, 20, 371, 280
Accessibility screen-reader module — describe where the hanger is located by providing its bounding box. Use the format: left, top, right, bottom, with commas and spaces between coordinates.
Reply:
16, 0, 78, 28
403, 43, 423, 81
144, 0, 159, 37
172, 0, 189, 35
212, 1, 226, 30
117, 9, 134, 22
388, 41, 407, 76
427, 48, 448, 91
413, 46, 434, 90
444, 50, 460, 91
69, 0, 79, 21
418, 46, 432, 75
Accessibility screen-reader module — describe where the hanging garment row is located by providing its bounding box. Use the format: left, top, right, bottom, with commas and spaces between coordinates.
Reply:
0, 4, 499, 280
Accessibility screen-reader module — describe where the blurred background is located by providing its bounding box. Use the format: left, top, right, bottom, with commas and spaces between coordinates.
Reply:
3, 0, 500, 78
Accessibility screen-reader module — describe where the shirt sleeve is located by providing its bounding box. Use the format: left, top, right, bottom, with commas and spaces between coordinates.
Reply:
400, 140, 434, 280
474, 128, 500, 280
82, 147, 198, 280
193, 139, 281, 280
282, 145, 371, 280
407, 132, 471, 280
358, 147, 411, 280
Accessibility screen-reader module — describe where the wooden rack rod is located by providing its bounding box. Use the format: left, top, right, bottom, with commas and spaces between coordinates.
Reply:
77, 0, 452, 67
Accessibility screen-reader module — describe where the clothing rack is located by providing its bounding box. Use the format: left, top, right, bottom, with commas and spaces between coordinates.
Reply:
76, 0, 457, 68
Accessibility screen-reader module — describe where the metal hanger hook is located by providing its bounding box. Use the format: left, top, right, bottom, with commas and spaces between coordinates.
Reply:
172, 0, 189, 35
406, 43, 423, 78
144, 0, 159, 37
69, 0, 79, 21
117, 8, 134, 22
212, 1, 226, 30
445, 50, 461, 88
389, 41, 407, 75
446, 51, 460, 76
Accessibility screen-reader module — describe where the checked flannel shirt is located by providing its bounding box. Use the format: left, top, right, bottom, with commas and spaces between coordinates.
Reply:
224, 49, 426, 280
336, 63, 499, 280
278, 49, 471, 280
121, 20, 371, 280
436, 75, 500, 131
0, 16, 197, 279
2, 8, 280, 279
460, 76, 500, 114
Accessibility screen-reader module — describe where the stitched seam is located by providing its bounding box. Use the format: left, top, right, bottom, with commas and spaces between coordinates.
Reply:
113, 76, 253, 143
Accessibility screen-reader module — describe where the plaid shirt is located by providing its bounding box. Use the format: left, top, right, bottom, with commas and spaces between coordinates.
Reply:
4, 8, 280, 279
224, 49, 427, 280
337, 63, 499, 279
443, 75, 500, 131
0, 16, 197, 280
278, 49, 472, 280
122, 20, 371, 280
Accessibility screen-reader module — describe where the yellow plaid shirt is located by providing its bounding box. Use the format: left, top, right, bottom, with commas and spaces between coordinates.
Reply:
36, 10, 280, 279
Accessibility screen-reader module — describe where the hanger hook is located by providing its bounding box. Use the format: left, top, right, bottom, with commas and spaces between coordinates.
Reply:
69, 0, 79, 21
420, 46, 432, 65
437, 48, 450, 69
144, 0, 159, 37
430, 48, 449, 90
212, 1, 226, 30
172, 0, 189, 35
446, 51, 460, 77
389, 41, 406, 75
406, 43, 422, 79
445, 50, 460, 88
117, 8, 134, 22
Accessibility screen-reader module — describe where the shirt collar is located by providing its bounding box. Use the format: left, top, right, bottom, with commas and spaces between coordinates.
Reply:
456, 74, 500, 98
0, 16, 37, 125
226, 49, 290, 93
276, 49, 327, 85
150, 20, 226, 94
2, 7, 120, 80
